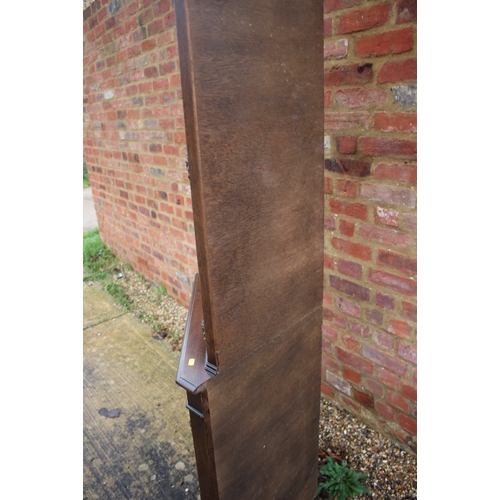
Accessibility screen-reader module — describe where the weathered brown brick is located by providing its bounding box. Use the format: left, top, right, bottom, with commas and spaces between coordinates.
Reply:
323, 307, 348, 329
324, 39, 348, 60
374, 330, 395, 350
353, 388, 374, 407
378, 249, 417, 276
373, 113, 417, 133
355, 27, 414, 57
387, 391, 409, 413
350, 322, 370, 338
329, 199, 368, 220
378, 368, 399, 390
401, 301, 417, 322
326, 371, 351, 396
337, 259, 362, 281
362, 344, 408, 375
336, 88, 387, 108
336, 3, 391, 34
396, 0, 417, 24
324, 63, 373, 86
375, 291, 395, 310
339, 218, 355, 237
337, 179, 357, 198
343, 366, 361, 384
377, 57, 417, 84
374, 206, 399, 227
360, 183, 416, 208
331, 237, 372, 261
369, 269, 417, 296
330, 275, 370, 301
375, 401, 396, 421
388, 319, 412, 338
327, 158, 371, 177
336, 136, 357, 154
335, 346, 374, 375
325, 112, 369, 130
398, 342, 417, 364
358, 224, 411, 249
364, 378, 384, 397
337, 297, 361, 318
373, 162, 417, 183
360, 137, 417, 159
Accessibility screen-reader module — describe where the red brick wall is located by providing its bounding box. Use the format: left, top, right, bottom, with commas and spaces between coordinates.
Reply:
83, 0, 417, 452
322, 0, 416, 452
83, 0, 196, 306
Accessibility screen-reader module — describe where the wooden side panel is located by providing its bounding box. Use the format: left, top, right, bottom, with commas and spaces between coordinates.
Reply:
174, 0, 218, 366
175, 0, 324, 372
186, 391, 219, 500
205, 309, 322, 500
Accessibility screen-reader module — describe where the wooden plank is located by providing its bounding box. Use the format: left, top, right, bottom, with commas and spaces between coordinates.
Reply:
175, 1, 324, 497
206, 309, 322, 500
175, 0, 324, 372
186, 391, 219, 500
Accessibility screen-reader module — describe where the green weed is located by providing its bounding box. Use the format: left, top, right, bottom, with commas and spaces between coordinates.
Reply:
103, 282, 131, 308
154, 282, 168, 301
316, 458, 370, 500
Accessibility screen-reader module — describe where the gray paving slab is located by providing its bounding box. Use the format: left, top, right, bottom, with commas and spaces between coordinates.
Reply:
83, 283, 200, 499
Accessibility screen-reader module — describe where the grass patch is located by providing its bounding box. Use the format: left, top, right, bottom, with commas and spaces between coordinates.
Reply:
83, 228, 132, 309
83, 157, 90, 188
83, 229, 181, 343
83, 228, 120, 281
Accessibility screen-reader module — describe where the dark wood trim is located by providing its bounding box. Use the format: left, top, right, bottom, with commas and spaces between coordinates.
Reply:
174, 0, 218, 367
187, 391, 219, 500
176, 274, 213, 393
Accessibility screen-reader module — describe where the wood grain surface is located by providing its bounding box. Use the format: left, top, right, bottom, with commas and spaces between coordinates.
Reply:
206, 308, 322, 500
175, 1, 324, 498
175, 0, 324, 372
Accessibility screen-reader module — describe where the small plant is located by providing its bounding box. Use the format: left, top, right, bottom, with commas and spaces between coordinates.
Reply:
104, 281, 131, 308
316, 458, 370, 500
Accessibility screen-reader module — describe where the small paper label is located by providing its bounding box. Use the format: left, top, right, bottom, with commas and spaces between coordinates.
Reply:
188, 358, 195, 366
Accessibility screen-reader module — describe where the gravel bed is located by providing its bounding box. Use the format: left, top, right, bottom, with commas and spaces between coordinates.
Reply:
116, 269, 188, 350
89, 269, 416, 498
317, 399, 416, 499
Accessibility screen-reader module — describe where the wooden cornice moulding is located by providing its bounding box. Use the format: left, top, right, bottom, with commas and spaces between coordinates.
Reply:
175, 1, 324, 498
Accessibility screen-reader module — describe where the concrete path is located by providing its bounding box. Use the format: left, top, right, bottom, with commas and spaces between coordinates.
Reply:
84, 187, 98, 233
83, 283, 201, 499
